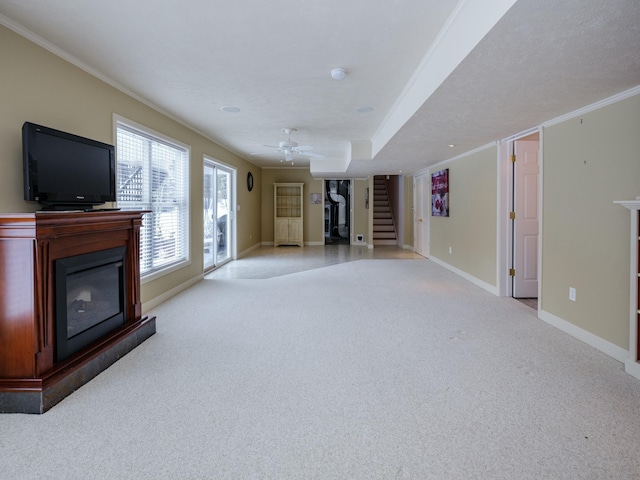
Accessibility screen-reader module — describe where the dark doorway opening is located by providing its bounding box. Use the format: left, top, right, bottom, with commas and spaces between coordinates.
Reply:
324, 179, 350, 245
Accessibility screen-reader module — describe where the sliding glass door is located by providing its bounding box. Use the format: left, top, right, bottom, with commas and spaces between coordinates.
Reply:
204, 160, 234, 271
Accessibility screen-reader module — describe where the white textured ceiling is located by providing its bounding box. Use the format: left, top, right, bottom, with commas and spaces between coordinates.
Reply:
0, 0, 638, 177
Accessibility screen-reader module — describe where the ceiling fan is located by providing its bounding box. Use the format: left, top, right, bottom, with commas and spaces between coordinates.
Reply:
259, 128, 325, 163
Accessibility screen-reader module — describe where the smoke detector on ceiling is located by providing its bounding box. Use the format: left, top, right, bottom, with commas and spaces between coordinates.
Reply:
331, 68, 347, 80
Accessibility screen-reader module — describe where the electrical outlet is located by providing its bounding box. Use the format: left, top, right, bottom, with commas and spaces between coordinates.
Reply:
448, 246, 452, 254
569, 287, 576, 302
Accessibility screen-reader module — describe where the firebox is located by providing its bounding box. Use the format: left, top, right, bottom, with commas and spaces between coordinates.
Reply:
55, 247, 127, 362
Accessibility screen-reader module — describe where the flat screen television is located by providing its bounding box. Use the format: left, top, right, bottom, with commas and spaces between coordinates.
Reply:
23, 122, 116, 210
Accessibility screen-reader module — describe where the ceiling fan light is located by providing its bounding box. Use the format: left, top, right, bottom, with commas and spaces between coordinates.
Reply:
331, 68, 346, 81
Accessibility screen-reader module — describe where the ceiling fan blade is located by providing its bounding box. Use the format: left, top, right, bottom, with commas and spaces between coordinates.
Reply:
296, 145, 314, 151
262, 144, 281, 149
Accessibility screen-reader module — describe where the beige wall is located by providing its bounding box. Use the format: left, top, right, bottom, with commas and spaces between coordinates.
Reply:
260, 170, 370, 245
422, 93, 639, 351
541, 93, 640, 349
0, 25, 261, 307
260, 169, 324, 244
352, 179, 369, 243
429, 146, 498, 287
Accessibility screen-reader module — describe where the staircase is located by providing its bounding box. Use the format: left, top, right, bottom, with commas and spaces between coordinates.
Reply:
373, 176, 398, 246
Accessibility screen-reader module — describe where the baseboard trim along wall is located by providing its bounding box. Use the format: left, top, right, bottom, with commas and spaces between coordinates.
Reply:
428, 255, 499, 296
429, 254, 634, 376
625, 359, 640, 381
142, 274, 204, 314
237, 242, 262, 259
539, 309, 629, 364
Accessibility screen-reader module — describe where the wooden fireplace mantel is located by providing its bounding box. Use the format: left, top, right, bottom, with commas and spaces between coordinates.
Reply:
0, 210, 156, 413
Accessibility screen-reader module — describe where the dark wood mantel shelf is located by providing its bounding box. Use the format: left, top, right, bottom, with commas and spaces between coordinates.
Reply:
0, 210, 156, 413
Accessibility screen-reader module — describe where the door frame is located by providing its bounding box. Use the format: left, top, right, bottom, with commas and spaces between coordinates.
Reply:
413, 172, 430, 257
203, 156, 237, 272
498, 127, 542, 299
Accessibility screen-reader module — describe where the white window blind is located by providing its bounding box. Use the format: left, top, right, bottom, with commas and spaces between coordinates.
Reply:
116, 122, 189, 277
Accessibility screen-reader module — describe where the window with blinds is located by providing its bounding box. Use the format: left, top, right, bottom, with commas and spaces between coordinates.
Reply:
116, 121, 190, 277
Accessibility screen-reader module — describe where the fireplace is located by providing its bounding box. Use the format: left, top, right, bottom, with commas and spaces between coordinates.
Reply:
55, 247, 126, 362
0, 211, 156, 413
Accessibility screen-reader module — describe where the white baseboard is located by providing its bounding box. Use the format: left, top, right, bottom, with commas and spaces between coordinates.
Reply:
142, 274, 204, 314
237, 242, 262, 258
428, 255, 499, 295
625, 359, 640, 381
539, 309, 629, 363
306, 241, 324, 246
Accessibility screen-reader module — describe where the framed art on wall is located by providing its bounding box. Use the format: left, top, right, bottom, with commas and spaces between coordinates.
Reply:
431, 168, 449, 217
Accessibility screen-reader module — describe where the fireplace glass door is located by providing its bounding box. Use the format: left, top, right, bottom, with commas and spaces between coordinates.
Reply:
66, 263, 121, 337
55, 247, 126, 362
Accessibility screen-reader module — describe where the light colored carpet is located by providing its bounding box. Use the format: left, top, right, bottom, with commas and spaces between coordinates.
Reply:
1, 258, 639, 479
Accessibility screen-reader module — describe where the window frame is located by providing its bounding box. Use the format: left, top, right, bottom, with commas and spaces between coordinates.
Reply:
114, 114, 191, 283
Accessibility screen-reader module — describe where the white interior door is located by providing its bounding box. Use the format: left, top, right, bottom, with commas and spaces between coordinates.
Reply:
513, 140, 540, 298
414, 173, 429, 257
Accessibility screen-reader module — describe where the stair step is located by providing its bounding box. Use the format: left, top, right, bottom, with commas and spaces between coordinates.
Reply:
373, 232, 397, 239
372, 178, 396, 243
373, 218, 394, 225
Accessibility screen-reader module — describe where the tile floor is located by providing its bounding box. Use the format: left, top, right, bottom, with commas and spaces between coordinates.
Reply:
207, 245, 540, 310
206, 244, 424, 280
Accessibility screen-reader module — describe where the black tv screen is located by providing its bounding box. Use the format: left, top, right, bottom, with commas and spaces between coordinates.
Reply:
23, 122, 116, 209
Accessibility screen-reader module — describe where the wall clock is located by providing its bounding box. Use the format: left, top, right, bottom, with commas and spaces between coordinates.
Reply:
247, 172, 254, 191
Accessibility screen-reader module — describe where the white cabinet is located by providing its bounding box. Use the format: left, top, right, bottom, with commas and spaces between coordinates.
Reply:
274, 183, 303, 246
